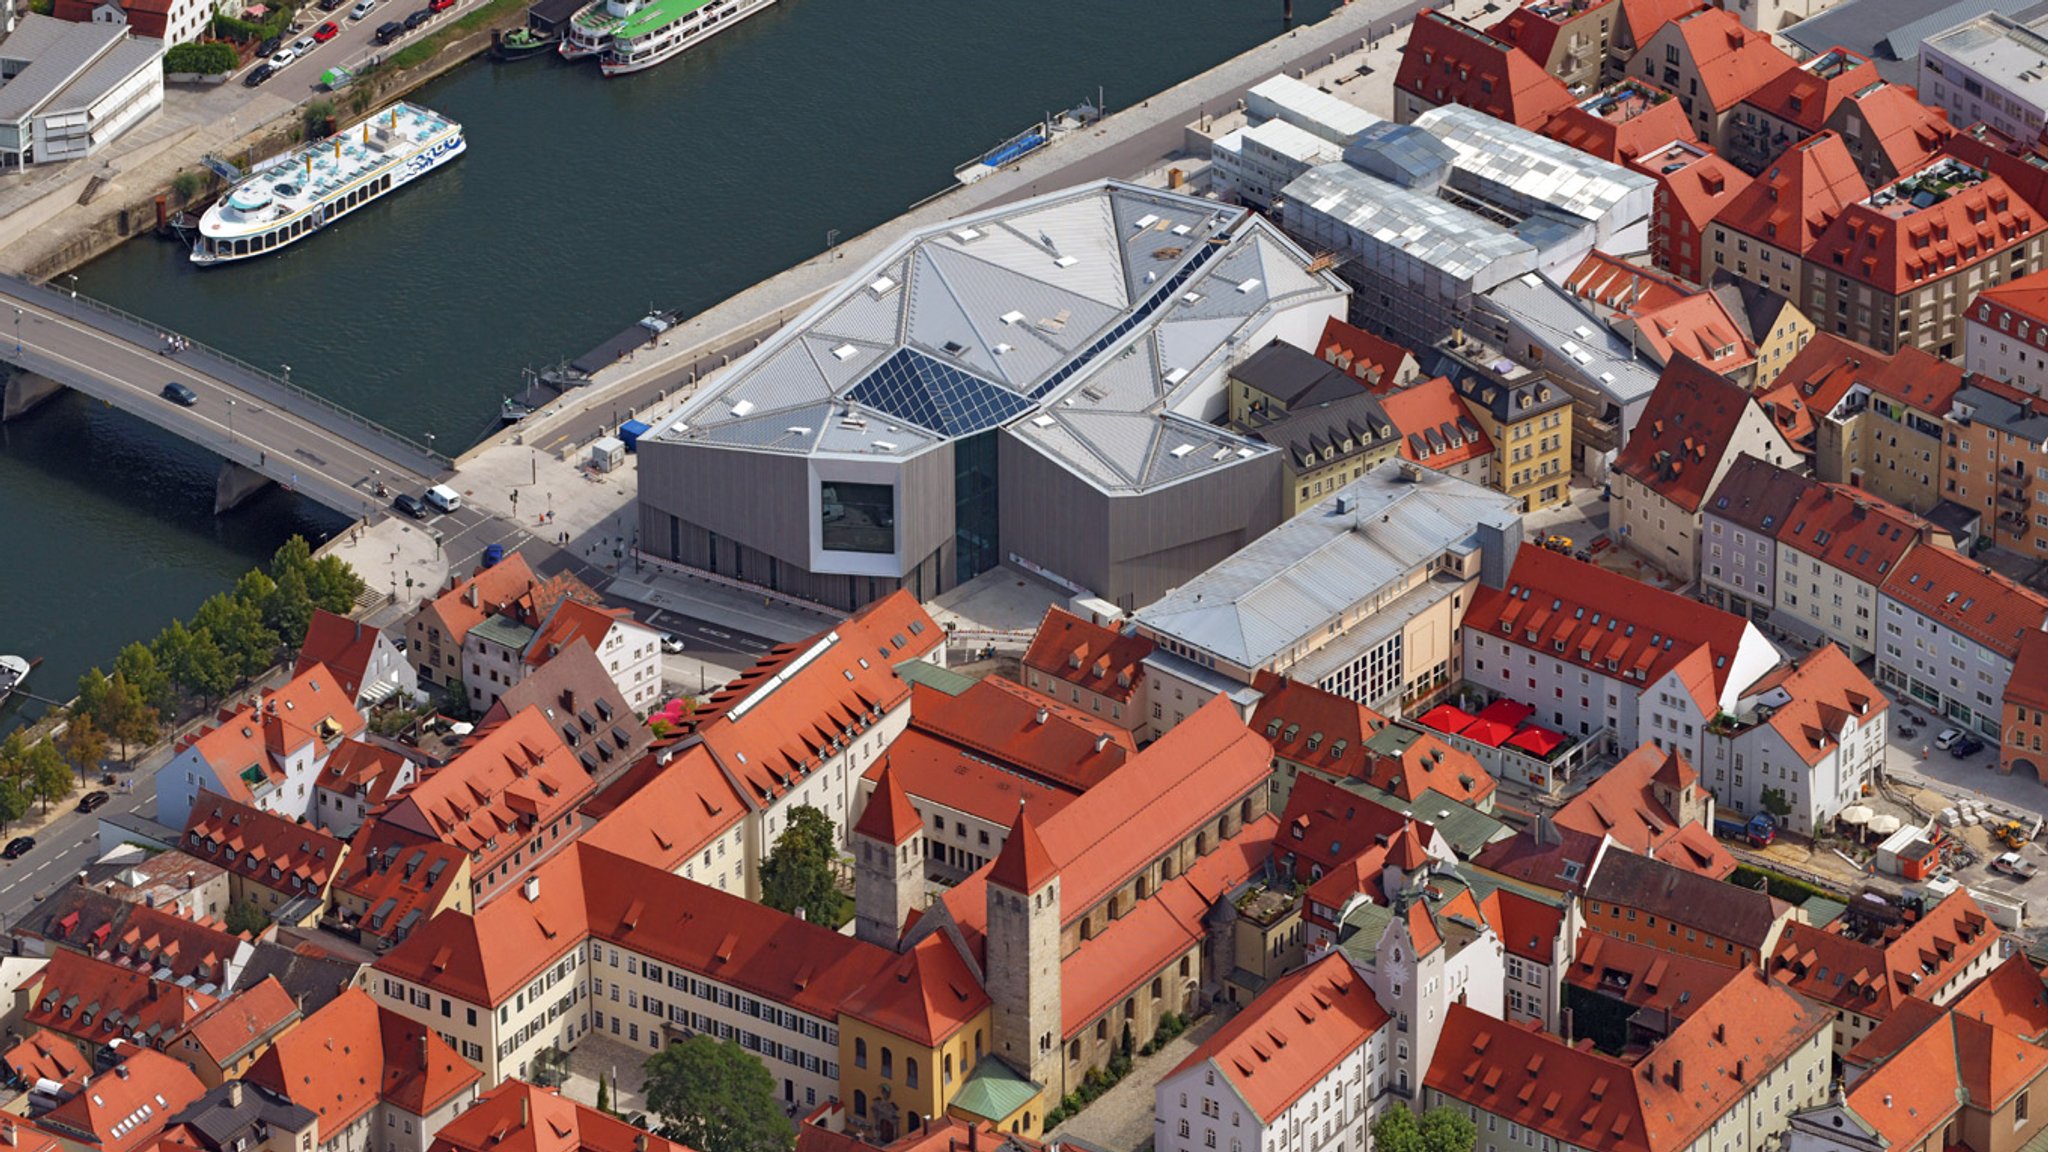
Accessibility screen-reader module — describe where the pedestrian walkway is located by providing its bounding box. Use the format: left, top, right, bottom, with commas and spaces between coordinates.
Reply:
1051, 1011, 1231, 1152
608, 567, 828, 646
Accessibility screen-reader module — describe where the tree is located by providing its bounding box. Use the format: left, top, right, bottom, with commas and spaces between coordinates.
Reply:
0, 730, 29, 780
224, 899, 270, 937
1759, 786, 1793, 819
179, 627, 236, 704
1373, 1107, 1426, 1152
1419, 1107, 1478, 1152
759, 805, 843, 924
595, 1073, 611, 1115
192, 592, 277, 682
0, 779, 26, 831
58, 711, 108, 783
270, 535, 315, 583
102, 673, 159, 762
265, 566, 315, 649
115, 642, 173, 715
24, 740, 71, 813
642, 1036, 794, 1152
307, 555, 367, 615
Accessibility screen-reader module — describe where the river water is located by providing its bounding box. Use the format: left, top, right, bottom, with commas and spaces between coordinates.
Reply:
2, 0, 1334, 728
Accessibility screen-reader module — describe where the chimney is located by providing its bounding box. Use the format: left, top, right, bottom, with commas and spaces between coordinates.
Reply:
1093, 734, 1111, 754
520, 1093, 530, 1129
420, 1034, 429, 1070
467, 585, 480, 609
1034, 708, 1048, 726
969, 1126, 979, 1152
229, 1082, 243, 1109
522, 875, 541, 903
1672, 1059, 1684, 1091
354, 620, 363, 643
1, 1119, 17, 1147
634, 1137, 648, 1152
186, 871, 196, 890
147, 981, 160, 1002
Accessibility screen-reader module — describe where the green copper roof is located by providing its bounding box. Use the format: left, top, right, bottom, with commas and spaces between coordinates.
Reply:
1344, 783, 1511, 858
613, 0, 715, 39
1335, 901, 1397, 969
892, 658, 976, 697
951, 1058, 1039, 1122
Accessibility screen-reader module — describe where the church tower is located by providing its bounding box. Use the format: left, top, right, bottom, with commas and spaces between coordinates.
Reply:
986, 805, 1062, 1095
852, 763, 923, 950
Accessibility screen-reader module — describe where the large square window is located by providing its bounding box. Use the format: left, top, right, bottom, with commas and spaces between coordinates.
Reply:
822, 482, 894, 554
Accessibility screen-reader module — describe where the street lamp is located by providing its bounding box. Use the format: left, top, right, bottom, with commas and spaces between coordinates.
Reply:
425, 432, 437, 460
280, 363, 292, 386
65, 274, 78, 300
13, 307, 20, 355
226, 397, 236, 444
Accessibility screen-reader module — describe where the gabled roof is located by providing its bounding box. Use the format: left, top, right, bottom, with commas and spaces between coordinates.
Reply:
1171, 954, 1389, 1123
1316, 317, 1416, 394
1568, 930, 1743, 1021
428, 1081, 688, 1152
1971, 264, 2048, 327
520, 600, 641, 670
1613, 356, 1775, 513
1378, 375, 1492, 470
38, 1048, 205, 1152
837, 931, 990, 1047
3, 1028, 88, 1089
185, 792, 347, 895
1478, 887, 1564, 964
1612, 0, 1705, 53
1735, 47, 1874, 135
1396, 9, 1574, 129
1742, 645, 1887, 767
377, 706, 593, 876
293, 610, 390, 703
1828, 81, 1952, 178
576, 744, 745, 872
1705, 454, 1816, 535
418, 554, 599, 648
1882, 545, 2048, 660
1586, 849, 1788, 949
1469, 818, 1608, 895
173, 977, 299, 1068
1769, 890, 1999, 1015
907, 678, 1131, 792
1714, 132, 1866, 253
1631, 141, 1751, 237
1845, 1009, 2045, 1150
1808, 160, 2042, 295
1774, 483, 1929, 581
1276, 774, 1414, 883
1553, 745, 1734, 878
1021, 607, 1154, 706
178, 666, 365, 801
1252, 675, 1494, 806
1950, 952, 2048, 1039
331, 821, 472, 948
1542, 80, 1697, 164
2012, 629, 2048, 712
232, 942, 361, 1018
1658, 8, 1796, 114
480, 636, 650, 779
246, 988, 477, 1129
860, 730, 1076, 830
314, 739, 412, 805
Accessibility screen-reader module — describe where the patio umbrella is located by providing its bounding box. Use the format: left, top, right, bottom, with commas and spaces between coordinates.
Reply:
1837, 805, 1874, 826
1868, 815, 1904, 836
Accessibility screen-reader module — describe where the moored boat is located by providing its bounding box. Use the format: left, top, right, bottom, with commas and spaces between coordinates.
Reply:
557, 0, 648, 59
0, 655, 31, 704
598, 0, 772, 75
492, 25, 556, 58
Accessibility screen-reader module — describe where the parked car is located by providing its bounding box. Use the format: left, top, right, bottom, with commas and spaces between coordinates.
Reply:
393, 492, 428, 519
313, 20, 340, 39
427, 0, 454, 12
2, 836, 34, 860
161, 381, 198, 406
660, 633, 685, 653
269, 46, 297, 67
1935, 727, 1963, 750
349, 0, 376, 19
77, 790, 111, 813
374, 18, 404, 42
290, 34, 317, 54
1993, 852, 2040, 880
244, 62, 276, 86
259, 33, 284, 54
404, 8, 431, 29
1952, 735, 1987, 758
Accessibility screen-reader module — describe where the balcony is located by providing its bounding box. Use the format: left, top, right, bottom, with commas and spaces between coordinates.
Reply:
1997, 487, 2030, 511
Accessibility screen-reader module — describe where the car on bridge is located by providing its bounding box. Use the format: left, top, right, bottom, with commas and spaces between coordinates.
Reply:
393, 492, 428, 519
161, 382, 198, 406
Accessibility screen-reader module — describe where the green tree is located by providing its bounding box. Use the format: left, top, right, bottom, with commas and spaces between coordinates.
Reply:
24, 740, 70, 813
1759, 786, 1792, 819
307, 555, 368, 614
224, 899, 270, 936
152, 620, 201, 700
0, 778, 27, 830
74, 667, 111, 726
596, 1073, 611, 1115
234, 568, 278, 611
265, 566, 315, 649
642, 1036, 794, 1152
759, 805, 844, 924
193, 592, 278, 681
1373, 1108, 1426, 1152
58, 712, 108, 784
0, 730, 30, 780
1419, 1107, 1478, 1152
177, 627, 236, 704
102, 672, 159, 762
115, 642, 173, 715
269, 535, 314, 584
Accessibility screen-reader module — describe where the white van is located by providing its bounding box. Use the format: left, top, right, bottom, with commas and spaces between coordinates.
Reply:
425, 484, 462, 513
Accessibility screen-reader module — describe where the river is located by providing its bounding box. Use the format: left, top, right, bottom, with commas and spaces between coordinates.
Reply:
1, 0, 1335, 729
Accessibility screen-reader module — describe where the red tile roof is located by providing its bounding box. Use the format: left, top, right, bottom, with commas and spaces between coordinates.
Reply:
173, 977, 300, 1069
1479, 887, 1566, 964
2012, 629, 2048, 713
690, 591, 939, 812
184, 793, 347, 896
420, 554, 598, 649
1735, 48, 1874, 135
178, 666, 365, 802
1171, 954, 1390, 1122
3, 1029, 88, 1089
988, 806, 1057, 895
1950, 952, 2048, 1039
1379, 376, 1492, 470
1775, 484, 1929, 580
1553, 745, 1734, 878
1882, 546, 2048, 661
853, 761, 920, 845
1715, 132, 1866, 254
1613, 0, 1705, 52
1396, 9, 1574, 129
1567, 930, 1742, 1022
371, 848, 587, 1007
1769, 890, 1998, 1017
314, 739, 414, 808
1276, 774, 1416, 885
1845, 1009, 2045, 1150
907, 678, 1131, 792
837, 932, 990, 1047
429, 1081, 690, 1152
38, 1048, 204, 1152
1809, 164, 2042, 295
1466, 545, 1755, 715
246, 988, 477, 1130
1469, 819, 1609, 895
1834, 82, 1952, 179
20, 951, 217, 1050
377, 706, 593, 885
1661, 8, 1796, 115
1021, 608, 1153, 706
1252, 675, 1494, 806
1739, 642, 1887, 768
521, 600, 639, 671
1972, 265, 2048, 327
861, 730, 1075, 830
1862, 344, 1964, 414
294, 610, 393, 703
1633, 141, 1751, 258
331, 821, 471, 948
1542, 81, 1697, 164
1614, 356, 1773, 513
576, 744, 745, 873
1316, 318, 1415, 394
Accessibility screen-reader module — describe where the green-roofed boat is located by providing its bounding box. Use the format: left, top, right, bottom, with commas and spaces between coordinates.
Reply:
556, 0, 647, 60
598, 0, 773, 75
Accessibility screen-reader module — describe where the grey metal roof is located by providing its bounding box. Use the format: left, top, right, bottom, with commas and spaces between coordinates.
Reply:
1780, 0, 2035, 82
1922, 9, 2048, 112
0, 15, 132, 124
1343, 121, 1453, 190
1246, 74, 1383, 146
1282, 163, 1539, 286
649, 180, 1344, 496
1955, 381, 2048, 441
1133, 460, 1519, 668
1481, 273, 1660, 405
47, 36, 160, 116
1413, 104, 1656, 232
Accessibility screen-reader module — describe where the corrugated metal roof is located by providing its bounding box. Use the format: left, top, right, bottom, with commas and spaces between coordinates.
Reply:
0, 15, 134, 124
1282, 163, 1539, 286
47, 36, 160, 115
1414, 103, 1656, 229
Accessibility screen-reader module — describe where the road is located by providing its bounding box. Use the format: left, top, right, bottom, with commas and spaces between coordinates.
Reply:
0, 764, 163, 929
241, 0, 489, 98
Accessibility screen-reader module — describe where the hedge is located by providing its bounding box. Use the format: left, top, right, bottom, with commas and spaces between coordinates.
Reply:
1733, 863, 1838, 905
165, 42, 240, 73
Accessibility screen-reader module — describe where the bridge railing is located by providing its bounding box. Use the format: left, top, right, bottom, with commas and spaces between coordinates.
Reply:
31, 280, 451, 467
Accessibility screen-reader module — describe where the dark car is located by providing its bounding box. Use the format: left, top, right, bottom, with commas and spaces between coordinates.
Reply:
481, 542, 505, 568
393, 492, 428, 519
243, 62, 275, 86
1952, 735, 1987, 758
374, 19, 405, 42
2, 836, 33, 860
404, 8, 431, 28
319, 0, 344, 11
259, 33, 284, 54
161, 381, 198, 406
78, 790, 111, 813
313, 19, 340, 39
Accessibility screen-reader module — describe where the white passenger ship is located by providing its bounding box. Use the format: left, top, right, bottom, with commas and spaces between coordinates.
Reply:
557, 0, 646, 60
191, 103, 465, 266
598, 0, 772, 74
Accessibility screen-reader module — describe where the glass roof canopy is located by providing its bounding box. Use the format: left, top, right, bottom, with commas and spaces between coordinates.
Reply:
845, 348, 1037, 437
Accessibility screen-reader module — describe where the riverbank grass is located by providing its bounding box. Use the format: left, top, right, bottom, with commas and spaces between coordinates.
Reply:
386, 0, 525, 68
